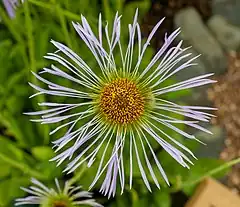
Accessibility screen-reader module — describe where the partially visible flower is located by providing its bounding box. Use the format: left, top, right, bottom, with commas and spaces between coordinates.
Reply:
2, 0, 24, 19
26, 10, 216, 197
15, 178, 102, 207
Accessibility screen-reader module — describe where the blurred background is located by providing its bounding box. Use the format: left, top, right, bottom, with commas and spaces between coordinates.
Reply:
0, 0, 239, 206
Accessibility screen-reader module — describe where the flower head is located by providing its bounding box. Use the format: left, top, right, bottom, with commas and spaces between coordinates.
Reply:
2, 0, 24, 18
15, 178, 102, 207
26, 10, 216, 197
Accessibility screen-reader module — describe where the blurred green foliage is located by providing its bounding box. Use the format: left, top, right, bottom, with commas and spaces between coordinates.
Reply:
0, 0, 233, 206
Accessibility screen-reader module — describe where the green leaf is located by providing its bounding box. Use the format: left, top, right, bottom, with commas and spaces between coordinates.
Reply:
0, 112, 36, 146
0, 159, 11, 178
0, 176, 30, 206
0, 136, 25, 161
35, 160, 63, 180
32, 146, 55, 161
153, 190, 171, 207
135, 196, 149, 207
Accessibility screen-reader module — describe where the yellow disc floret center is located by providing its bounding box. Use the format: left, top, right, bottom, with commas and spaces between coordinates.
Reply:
100, 78, 144, 124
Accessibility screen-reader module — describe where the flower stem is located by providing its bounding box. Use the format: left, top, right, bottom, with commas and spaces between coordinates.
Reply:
173, 157, 240, 191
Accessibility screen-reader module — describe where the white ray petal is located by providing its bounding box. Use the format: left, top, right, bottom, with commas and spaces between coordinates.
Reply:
153, 73, 215, 94
24, 105, 69, 116
146, 118, 197, 158
125, 9, 138, 73
55, 179, 62, 193
137, 127, 170, 186
131, 129, 152, 192
142, 46, 191, 86
19, 187, 43, 197
44, 54, 98, 88
149, 114, 196, 139
31, 178, 51, 193
150, 110, 213, 135
72, 191, 92, 199
89, 132, 123, 190
129, 127, 133, 189
32, 71, 90, 95
138, 28, 181, 79
100, 158, 114, 194
156, 98, 217, 111
98, 13, 102, 46
72, 22, 107, 74
43, 65, 97, 90
29, 82, 89, 99
119, 128, 126, 194
154, 105, 210, 122
68, 186, 84, 197
50, 108, 94, 136
73, 199, 103, 207
51, 40, 101, 83
135, 127, 160, 189
41, 105, 82, 119
69, 116, 102, 158
141, 122, 191, 168
29, 186, 49, 196
150, 54, 199, 89
65, 125, 111, 173
135, 17, 165, 71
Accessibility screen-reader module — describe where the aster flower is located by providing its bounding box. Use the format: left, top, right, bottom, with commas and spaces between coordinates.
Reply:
15, 178, 102, 207
2, 0, 24, 18
26, 10, 216, 197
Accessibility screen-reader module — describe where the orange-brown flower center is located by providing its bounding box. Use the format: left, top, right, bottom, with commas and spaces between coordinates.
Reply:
52, 200, 68, 207
100, 78, 144, 124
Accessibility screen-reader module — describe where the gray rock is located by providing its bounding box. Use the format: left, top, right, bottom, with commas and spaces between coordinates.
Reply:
212, 0, 240, 27
174, 7, 227, 75
207, 15, 240, 51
